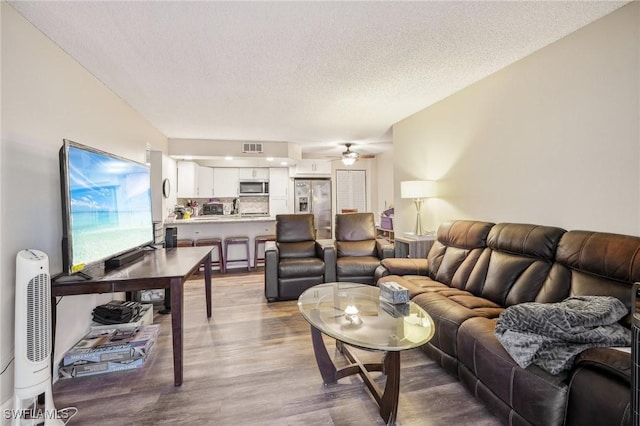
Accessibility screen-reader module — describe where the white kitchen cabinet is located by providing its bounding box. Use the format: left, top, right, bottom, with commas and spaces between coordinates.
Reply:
268, 167, 291, 215
177, 161, 198, 198
198, 166, 214, 197
177, 161, 215, 198
238, 168, 269, 180
268, 168, 289, 198
293, 159, 332, 176
213, 167, 239, 198
269, 197, 289, 217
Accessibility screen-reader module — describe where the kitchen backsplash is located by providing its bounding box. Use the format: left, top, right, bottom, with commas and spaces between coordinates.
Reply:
238, 196, 269, 214
176, 196, 269, 216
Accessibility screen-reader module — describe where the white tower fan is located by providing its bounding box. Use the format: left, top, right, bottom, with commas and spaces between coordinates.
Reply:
13, 250, 63, 425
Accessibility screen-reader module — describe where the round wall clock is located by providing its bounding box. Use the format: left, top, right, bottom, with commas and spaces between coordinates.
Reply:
162, 178, 171, 198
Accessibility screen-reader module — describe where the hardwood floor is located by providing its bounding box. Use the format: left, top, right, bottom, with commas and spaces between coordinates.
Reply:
52, 271, 501, 425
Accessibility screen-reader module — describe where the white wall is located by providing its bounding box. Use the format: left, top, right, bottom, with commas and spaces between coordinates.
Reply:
393, 3, 640, 236
0, 3, 4, 415
0, 3, 167, 407
150, 151, 177, 223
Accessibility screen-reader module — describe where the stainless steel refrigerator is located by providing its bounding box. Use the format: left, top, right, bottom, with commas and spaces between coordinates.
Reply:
294, 179, 332, 239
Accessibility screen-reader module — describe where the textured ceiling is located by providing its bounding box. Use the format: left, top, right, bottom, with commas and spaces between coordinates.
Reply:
8, 1, 627, 157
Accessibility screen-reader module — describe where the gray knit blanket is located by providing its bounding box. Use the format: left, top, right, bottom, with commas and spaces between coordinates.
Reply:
495, 296, 631, 374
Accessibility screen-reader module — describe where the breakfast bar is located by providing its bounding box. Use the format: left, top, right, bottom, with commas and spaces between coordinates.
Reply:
166, 215, 276, 270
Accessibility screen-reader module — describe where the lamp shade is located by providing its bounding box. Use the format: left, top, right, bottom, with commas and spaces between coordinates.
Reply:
401, 180, 436, 199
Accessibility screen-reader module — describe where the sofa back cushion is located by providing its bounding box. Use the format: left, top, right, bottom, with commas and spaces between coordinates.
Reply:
276, 214, 315, 242
464, 223, 568, 306
556, 230, 640, 325
335, 212, 376, 241
276, 214, 318, 259
428, 220, 494, 287
335, 213, 377, 257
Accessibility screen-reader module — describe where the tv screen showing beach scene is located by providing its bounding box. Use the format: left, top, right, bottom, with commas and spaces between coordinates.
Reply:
60, 140, 153, 273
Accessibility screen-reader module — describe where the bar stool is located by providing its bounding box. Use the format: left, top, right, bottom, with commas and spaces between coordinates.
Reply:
224, 236, 251, 272
177, 239, 194, 247
253, 234, 276, 270
195, 238, 224, 274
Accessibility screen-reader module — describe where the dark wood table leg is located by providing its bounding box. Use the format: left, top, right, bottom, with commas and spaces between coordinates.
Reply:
379, 351, 401, 425
310, 325, 337, 384
204, 252, 212, 318
309, 324, 402, 425
170, 277, 183, 386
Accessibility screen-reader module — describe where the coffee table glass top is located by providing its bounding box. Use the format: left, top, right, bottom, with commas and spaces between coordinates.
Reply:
298, 282, 434, 351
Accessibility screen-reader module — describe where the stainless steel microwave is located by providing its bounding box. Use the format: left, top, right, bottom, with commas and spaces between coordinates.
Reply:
239, 181, 269, 195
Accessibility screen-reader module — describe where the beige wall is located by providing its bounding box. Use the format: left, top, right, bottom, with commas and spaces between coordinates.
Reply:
375, 149, 394, 215
0, 3, 167, 407
393, 3, 640, 236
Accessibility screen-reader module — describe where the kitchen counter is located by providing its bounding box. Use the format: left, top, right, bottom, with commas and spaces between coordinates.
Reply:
164, 215, 276, 271
166, 215, 275, 224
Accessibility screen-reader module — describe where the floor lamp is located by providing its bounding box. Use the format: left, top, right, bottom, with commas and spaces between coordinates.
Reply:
401, 180, 436, 236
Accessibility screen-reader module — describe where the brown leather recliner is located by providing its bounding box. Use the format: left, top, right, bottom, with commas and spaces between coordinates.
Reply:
334, 212, 394, 285
264, 214, 336, 302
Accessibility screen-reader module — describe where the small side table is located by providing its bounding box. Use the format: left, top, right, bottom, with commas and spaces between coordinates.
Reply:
394, 235, 436, 259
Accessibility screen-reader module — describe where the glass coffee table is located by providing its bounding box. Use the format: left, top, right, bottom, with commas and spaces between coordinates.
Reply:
298, 282, 434, 425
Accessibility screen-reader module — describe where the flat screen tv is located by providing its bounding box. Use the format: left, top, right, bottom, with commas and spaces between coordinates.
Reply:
59, 139, 153, 275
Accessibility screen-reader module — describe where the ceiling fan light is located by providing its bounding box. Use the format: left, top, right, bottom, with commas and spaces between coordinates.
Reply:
342, 156, 357, 166
344, 151, 358, 159
341, 143, 359, 165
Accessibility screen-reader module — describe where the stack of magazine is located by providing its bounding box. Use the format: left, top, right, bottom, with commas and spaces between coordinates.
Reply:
59, 325, 159, 379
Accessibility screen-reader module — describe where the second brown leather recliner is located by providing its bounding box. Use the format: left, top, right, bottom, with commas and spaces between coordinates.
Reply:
334, 212, 394, 284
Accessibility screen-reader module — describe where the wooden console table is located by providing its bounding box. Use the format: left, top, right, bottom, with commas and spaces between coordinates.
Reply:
394, 235, 436, 259
51, 246, 212, 386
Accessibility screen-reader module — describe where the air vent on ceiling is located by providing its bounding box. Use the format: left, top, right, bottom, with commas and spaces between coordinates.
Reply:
242, 143, 263, 154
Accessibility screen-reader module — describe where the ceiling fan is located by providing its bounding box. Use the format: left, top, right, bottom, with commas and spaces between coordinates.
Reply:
336, 143, 376, 165
341, 143, 359, 165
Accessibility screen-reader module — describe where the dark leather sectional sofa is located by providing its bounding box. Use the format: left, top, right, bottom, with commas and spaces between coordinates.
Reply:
375, 220, 637, 425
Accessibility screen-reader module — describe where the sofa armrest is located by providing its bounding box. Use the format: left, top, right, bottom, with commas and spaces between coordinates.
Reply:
376, 238, 395, 259
566, 348, 632, 426
573, 347, 631, 383
316, 239, 336, 282
379, 257, 430, 276
264, 241, 279, 301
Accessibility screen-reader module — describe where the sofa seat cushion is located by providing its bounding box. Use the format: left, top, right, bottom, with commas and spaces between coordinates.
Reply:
448, 294, 504, 317
380, 258, 430, 276
457, 317, 569, 425
278, 257, 325, 278
412, 292, 502, 358
378, 275, 448, 298
336, 256, 381, 278
337, 240, 376, 257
